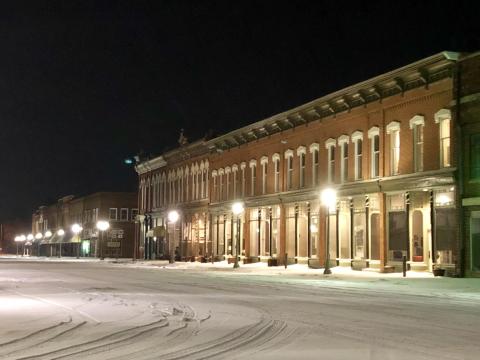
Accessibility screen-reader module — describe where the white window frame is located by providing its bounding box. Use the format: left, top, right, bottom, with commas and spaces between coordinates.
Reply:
338, 135, 349, 183
386, 121, 401, 175
109, 208, 118, 221
249, 160, 257, 196
241, 162, 246, 197
435, 109, 451, 168
410, 115, 425, 172
285, 149, 294, 190
218, 168, 225, 201
232, 164, 238, 198
297, 146, 306, 188
272, 153, 280, 193
309, 143, 319, 186
225, 166, 231, 200
368, 126, 380, 178
131, 208, 138, 221
325, 138, 336, 183
352, 131, 363, 181
120, 208, 129, 221
261, 156, 268, 194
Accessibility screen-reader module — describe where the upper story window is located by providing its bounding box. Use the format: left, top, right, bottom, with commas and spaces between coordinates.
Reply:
309, 143, 319, 186
261, 156, 268, 194
120, 208, 128, 221
249, 160, 257, 196
212, 170, 218, 202
131, 208, 138, 221
325, 138, 336, 183
338, 135, 349, 183
225, 167, 231, 200
386, 121, 401, 175
471, 134, 480, 180
109, 208, 118, 221
285, 149, 294, 190
232, 164, 238, 198
352, 131, 363, 181
241, 162, 246, 197
218, 168, 225, 201
368, 126, 380, 178
410, 115, 425, 172
435, 109, 451, 168
297, 146, 306, 188
272, 153, 280, 193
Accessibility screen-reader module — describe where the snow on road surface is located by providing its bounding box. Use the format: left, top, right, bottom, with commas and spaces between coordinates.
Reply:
1, 258, 480, 359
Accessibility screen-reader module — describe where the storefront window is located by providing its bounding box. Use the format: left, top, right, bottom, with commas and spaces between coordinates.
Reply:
298, 204, 308, 258
353, 198, 365, 260
249, 209, 259, 256
370, 213, 380, 260
218, 216, 225, 255
310, 202, 320, 258
260, 208, 269, 256
285, 205, 296, 258
435, 208, 456, 265
471, 212, 480, 271
271, 206, 280, 257
328, 209, 337, 260
338, 200, 351, 259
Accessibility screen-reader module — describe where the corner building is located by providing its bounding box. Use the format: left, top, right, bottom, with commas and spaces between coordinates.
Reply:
137, 51, 480, 275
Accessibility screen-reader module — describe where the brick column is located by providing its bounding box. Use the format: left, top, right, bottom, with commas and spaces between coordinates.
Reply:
379, 192, 387, 272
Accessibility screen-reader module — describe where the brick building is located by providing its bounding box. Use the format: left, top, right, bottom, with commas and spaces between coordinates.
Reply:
32, 192, 138, 258
136, 51, 480, 275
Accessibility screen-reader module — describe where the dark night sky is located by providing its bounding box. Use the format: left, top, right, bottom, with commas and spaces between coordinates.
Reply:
1, 0, 479, 222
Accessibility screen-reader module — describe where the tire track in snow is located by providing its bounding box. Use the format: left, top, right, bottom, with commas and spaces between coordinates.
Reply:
16, 318, 169, 360
154, 317, 287, 360
0, 321, 87, 359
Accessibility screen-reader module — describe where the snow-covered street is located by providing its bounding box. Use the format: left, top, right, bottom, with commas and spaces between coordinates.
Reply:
1, 258, 480, 359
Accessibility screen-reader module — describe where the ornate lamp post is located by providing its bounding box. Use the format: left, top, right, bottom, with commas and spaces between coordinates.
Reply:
231, 202, 244, 269
26, 234, 34, 256
168, 210, 179, 264
321, 188, 337, 275
96, 221, 110, 260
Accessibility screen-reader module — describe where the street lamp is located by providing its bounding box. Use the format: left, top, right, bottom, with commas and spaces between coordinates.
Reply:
14, 236, 21, 256
168, 210, 179, 264
26, 234, 34, 256
71, 223, 83, 258
96, 220, 110, 260
35, 232, 43, 257
321, 188, 337, 275
232, 202, 244, 269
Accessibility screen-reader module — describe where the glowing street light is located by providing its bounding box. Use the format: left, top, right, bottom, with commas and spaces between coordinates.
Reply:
231, 202, 244, 269
321, 188, 337, 275
168, 210, 179, 264
96, 221, 110, 260
57, 229, 65, 236
44, 230, 52, 238
71, 223, 83, 258
14, 235, 23, 257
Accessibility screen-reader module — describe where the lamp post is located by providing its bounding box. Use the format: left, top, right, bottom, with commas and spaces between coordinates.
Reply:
71, 223, 83, 259
57, 229, 65, 257
168, 210, 179, 264
321, 188, 337, 275
96, 221, 110, 260
35, 232, 43, 257
26, 234, 34, 256
231, 202, 244, 269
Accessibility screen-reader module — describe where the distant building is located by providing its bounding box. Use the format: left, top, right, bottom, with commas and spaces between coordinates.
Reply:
135, 51, 480, 276
32, 192, 138, 258
0, 219, 31, 254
